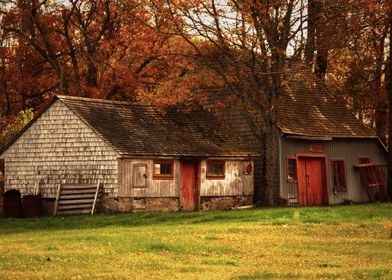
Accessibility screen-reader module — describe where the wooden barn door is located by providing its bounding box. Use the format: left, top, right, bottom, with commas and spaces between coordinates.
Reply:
297, 156, 327, 206
180, 161, 199, 211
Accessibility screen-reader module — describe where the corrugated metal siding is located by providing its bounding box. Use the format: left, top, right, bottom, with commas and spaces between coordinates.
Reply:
279, 137, 386, 204
2, 101, 119, 198
200, 160, 254, 196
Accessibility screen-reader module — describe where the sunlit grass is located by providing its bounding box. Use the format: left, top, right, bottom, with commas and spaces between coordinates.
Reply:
1, 204, 392, 279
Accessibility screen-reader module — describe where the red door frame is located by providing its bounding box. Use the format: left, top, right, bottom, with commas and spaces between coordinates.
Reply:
180, 160, 201, 211
296, 154, 329, 206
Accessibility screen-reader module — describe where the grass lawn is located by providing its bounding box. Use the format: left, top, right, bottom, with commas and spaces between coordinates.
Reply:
0, 204, 392, 279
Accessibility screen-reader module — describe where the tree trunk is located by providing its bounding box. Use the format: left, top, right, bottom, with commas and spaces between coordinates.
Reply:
387, 10, 392, 197
315, 47, 328, 79
261, 118, 279, 205
375, 35, 387, 143
305, 0, 316, 64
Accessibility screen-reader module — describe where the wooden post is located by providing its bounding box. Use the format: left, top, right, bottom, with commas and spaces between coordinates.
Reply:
53, 184, 62, 216
91, 180, 101, 215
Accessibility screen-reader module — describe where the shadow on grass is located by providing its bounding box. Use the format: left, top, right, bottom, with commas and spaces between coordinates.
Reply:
0, 203, 391, 235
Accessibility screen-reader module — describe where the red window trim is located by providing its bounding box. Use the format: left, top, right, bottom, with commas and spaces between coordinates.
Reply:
153, 160, 174, 180
286, 156, 297, 183
206, 160, 225, 179
331, 159, 347, 192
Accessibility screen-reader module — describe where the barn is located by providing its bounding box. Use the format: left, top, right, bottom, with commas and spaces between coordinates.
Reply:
0, 63, 389, 214
0, 95, 259, 214
276, 65, 388, 206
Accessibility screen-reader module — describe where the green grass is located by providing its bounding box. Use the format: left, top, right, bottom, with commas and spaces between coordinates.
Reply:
1, 204, 392, 279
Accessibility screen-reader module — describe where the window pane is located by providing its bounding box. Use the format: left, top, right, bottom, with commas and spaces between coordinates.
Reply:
332, 160, 346, 192
287, 158, 297, 181
207, 161, 225, 176
153, 161, 174, 178
154, 164, 161, 175
160, 163, 172, 175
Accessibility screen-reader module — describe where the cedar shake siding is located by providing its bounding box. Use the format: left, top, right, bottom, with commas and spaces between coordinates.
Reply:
0, 96, 259, 213
2, 100, 119, 198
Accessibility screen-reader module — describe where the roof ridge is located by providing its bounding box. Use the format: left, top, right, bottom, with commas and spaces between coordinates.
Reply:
56, 95, 150, 107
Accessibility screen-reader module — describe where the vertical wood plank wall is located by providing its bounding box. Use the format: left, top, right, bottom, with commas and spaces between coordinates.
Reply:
118, 159, 254, 198
118, 159, 179, 197
2, 101, 119, 198
279, 137, 387, 204
200, 161, 254, 196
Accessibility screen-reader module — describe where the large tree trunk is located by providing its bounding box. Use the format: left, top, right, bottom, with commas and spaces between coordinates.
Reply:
374, 36, 387, 143
261, 118, 279, 205
305, 0, 316, 64
387, 10, 392, 197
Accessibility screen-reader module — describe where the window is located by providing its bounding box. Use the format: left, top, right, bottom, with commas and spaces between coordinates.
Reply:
332, 160, 347, 192
153, 160, 174, 179
206, 161, 225, 179
287, 157, 297, 182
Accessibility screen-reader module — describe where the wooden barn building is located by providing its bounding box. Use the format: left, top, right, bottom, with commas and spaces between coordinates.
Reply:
0, 63, 389, 214
0, 96, 258, 213
275, 66, 388, 206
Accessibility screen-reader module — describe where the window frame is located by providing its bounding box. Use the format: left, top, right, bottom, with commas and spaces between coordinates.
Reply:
206, 160, 225, 179
153, 160, 174, 180
286, 156, 297, 183
331, 159, 347, 192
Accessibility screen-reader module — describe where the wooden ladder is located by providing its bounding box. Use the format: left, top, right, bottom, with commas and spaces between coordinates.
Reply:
355, 163, 390, 202
53, 181, 101, 216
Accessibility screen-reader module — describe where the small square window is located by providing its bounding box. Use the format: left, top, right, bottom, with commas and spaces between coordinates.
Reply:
287, 157, 297, 182
153, 160, 174, 179
206, 161, 225, 179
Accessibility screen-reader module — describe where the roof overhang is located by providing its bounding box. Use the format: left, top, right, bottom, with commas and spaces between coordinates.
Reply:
283, 133, 387, 153
285, 135, 333, 141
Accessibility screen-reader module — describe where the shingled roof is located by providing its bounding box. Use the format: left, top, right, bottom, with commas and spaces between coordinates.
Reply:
199, 51, 375, 139
57, 95, 260, 157
277, 64, 376, 138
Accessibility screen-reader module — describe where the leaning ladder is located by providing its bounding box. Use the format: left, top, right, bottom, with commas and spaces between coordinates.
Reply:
53, 181, 101, 216
355, 163, 390, 202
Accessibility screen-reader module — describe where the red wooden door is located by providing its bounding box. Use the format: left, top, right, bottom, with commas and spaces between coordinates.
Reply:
297, 157, 326, 206
180, 161, 199, 211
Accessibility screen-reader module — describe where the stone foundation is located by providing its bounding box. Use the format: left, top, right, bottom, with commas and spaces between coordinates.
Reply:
22, 195, 253, 215
200, 196, 253, 211
99, 195, 179, 213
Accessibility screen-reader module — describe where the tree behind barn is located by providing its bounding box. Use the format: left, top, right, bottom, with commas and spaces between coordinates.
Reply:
145, 0, 308, 204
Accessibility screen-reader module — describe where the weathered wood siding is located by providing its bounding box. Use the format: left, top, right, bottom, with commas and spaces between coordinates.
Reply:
279, 137, 387, 204
1, 101, 119, 198
118, 159, 180, 197
118, 159, 254, 198
200, 160, 254, 196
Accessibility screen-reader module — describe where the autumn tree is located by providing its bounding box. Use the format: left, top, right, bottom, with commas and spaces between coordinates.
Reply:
143, 0, 308, 204
387, 4, 392, 197
0, 0, 186, 150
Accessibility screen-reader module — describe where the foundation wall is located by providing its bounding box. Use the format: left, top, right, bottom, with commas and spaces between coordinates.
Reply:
200, 195, 253, 211
99, 195, 179, 213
